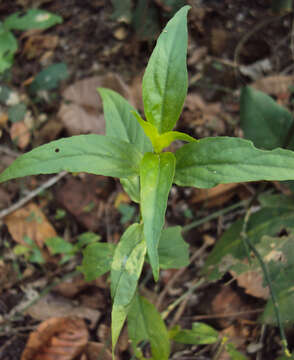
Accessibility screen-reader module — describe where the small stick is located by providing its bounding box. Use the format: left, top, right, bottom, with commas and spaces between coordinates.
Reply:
0, 171, 67, 219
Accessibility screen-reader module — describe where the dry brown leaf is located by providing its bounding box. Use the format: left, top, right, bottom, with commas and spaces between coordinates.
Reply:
230, 269, 269, 300
10, 121, 31, 149
0, 112, 8, 127
210, 28, 228, 56
26, 293, 101, 329
58, 73, 133, 136
211, 286, 251, 328
21, 317, 88, 360
23, 34, 59, 60
85, 342, 112, 360
5, 202, 57, 249
252, 75, 294, 97
190, 183, 239, 207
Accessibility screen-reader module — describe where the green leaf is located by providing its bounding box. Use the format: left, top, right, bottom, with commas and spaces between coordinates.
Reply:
78, 242, 116, 281
0, 134, 142, 183
8, 103, 27, 123
226, 343, 248, 360
98, 88, 151, 203
202, 205, 294, 280
142, 6, 190, 133
259, 235, 294, 325
133, 111, 196, 153
0, 84, 13, 104
45, 237, 75, 255
240, 86, 294, 150
271, 0, 292, 13
174, 137, 294, 189
98, 88, 152, 153
158, 226, 189, 269
29, 63, 68, 94
128, 293, 170, 360
0, 30, 17, 73
170, 322, 219, 345
140, 152, 176, 281
120, 175, 140, 203
76, 232, 101, 249
3, 9, 62, 31
111, 224, 146, 352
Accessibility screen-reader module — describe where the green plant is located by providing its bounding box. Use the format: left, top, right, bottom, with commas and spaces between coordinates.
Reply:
0, 9, 62, 73
2, 5, 294, 358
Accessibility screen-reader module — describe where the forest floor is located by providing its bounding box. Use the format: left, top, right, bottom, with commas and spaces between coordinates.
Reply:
1, 0, 294, 359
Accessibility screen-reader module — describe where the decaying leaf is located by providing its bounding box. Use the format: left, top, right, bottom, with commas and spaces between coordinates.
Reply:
252, 75, 294, 97
21, 317, 88, 360
5, 202, 57, 248
10, 121, 31, 149
85, 342, 112, 360
58, 73, 133, 136
26, 293, 101, 329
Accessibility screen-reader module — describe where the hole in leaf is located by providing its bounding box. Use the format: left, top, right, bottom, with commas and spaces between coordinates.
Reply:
55, 148, 60, 153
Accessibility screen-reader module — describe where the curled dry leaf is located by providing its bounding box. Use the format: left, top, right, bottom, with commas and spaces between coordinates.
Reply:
58, 73, 133, 136
10, 121, 31, 149
4, 202, 57, 249
21, 317, 88, 360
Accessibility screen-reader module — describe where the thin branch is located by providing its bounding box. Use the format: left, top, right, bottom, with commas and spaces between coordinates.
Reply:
0, 171, 67, 219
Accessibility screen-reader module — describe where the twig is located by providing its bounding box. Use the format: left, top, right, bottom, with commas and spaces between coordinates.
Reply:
0, 171, 67, 219
156, 242, 209, 310
161, 278, 205, 320
192, 308, 263, 321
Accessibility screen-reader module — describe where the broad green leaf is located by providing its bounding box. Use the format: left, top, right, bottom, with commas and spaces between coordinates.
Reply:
0, 30, 17, 73
8, 103, 27, 123
120, 175, 140, 203
128, 294, 170, 360
111, 224, 146, 352
3, 9, 62, 31
170, 322, 219, 345
203, 206, 294, 280
174, 137, 294, 189
133, 110, 196, 153
78, 242, 115, 281
29, 63, 68, 94
98, 88, 152, 153
0, 134, 142, 183
142, 6, 190, 133
158, 226, 189, 269
98, 89, 151, 203
240, 86, 294, 150
76, 232, 101, 249
140, 152, 176, 280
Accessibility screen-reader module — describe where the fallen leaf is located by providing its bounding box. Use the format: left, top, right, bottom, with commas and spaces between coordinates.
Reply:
210, 28, 228, 55
10, 121, 31, 149
231, 269, 269, 300
85, 342, 112, 360
26, 293, 101, 329
252, 75, 294, 97
23, 34, 59, 60
58, 73, 133, 136
5, 202, 57, 249
190, 183, 240, 207
21, 317, 88, 360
